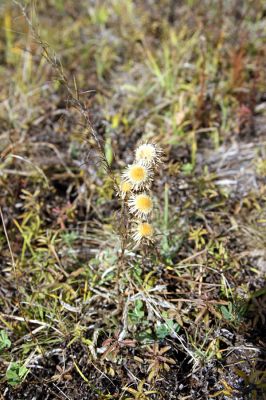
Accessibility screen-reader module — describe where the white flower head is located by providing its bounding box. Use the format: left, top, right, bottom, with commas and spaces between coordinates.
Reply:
122, 163, 152, 190
128, 193, 153, 219
135, 143, 162, 167
118, 180, 132, 199
132, 221, 154, 245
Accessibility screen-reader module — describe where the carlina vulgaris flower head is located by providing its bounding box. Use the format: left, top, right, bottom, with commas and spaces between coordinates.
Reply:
118, 180, 132, 199
135, 142, 163, 167
132, 221, 154, 245
128, 193, 153, 219
122, 163, 152, 190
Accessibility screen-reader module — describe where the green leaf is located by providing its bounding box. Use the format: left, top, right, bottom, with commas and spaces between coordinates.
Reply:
129, 300, 145, 324
6, 362, 28, 386
221, 305, 233, 321
182, 162, 194, 174
19, 365, 28, 378
137, 328, 153, 342
0, 330, 11, 351
155, 319, 180, 339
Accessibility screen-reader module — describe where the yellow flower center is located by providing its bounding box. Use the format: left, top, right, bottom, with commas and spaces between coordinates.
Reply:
129, 165, 146, 182
121, 181, 132, 193
135, 195, 153, 212
138, 222, 153, 237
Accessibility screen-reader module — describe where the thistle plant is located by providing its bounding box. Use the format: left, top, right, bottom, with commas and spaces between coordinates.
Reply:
117, 142, 162, 247
14, 0, 163, 311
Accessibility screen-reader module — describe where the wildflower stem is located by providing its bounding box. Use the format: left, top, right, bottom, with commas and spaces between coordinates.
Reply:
116, 200, 127, 304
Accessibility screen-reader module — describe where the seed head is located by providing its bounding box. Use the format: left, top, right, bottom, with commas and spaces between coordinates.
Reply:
123, 163, 151, 190
128, 193, 153, 218
119, 180, 132, 199
133, 222, 154, 244
135, 143, 162, 166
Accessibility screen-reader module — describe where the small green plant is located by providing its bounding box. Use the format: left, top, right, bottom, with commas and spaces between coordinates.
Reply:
221, 302, 234, 321
220, 301, 246, 324
6, 362, 29, 386
129, 300, 145, 324
123, 380, 157, 400
182, 162, 194, 174
61, 231, 79, 247
0, 330, 11, 351
155, 319, 180, 340
189, 226, 208, 250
